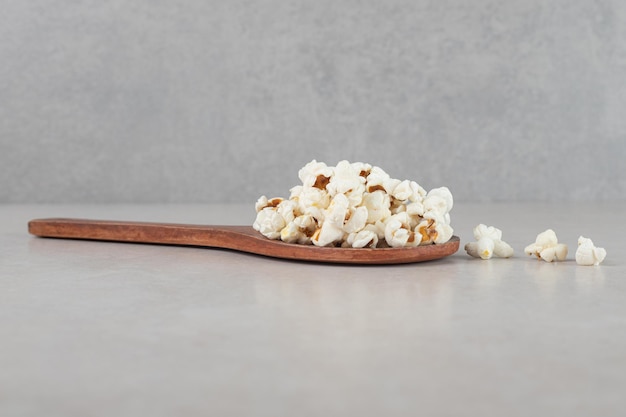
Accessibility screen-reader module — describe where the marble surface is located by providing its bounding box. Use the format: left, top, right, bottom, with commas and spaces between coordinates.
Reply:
1, 203, 625, 416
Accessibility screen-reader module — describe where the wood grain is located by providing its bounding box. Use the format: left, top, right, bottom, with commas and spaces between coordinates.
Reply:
28, 218, 460, 265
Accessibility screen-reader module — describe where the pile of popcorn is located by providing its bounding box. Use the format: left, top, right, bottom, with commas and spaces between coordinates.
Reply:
253, 160, 454, 248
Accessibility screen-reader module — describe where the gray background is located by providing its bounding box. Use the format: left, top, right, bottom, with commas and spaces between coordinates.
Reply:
1, 0, 625, 203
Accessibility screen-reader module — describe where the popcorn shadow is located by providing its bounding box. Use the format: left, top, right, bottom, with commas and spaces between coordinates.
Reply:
574, 263, 606, 293
464, 255, 515, 290
522, 256, 609, 300
523, 257, 568, 294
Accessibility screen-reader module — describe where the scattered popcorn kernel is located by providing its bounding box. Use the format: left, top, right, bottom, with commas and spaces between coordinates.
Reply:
477, 238, 494, 259
575, 236, 606, 266
253, 160, 454, 248
464, 242, 481, 259
524, 229, 568, 262
493, 239, 514, 258
464, 224, 514, 259
473, 224, 502, 241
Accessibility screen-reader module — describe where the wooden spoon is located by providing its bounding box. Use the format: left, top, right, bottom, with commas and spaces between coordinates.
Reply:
28, 218, 460, 265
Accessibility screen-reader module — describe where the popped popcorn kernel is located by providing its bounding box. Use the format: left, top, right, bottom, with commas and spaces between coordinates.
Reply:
367, 184, 386, 193
255, 196, 283, 212
253, 207, 286, 240
385, 212, 420, 248
524, 229, 568, 262
347, 229, 379, 248
465, 224, 514, 260
575, 236, 606, 266
416, 219, 437, 245
253, 160, 454, 248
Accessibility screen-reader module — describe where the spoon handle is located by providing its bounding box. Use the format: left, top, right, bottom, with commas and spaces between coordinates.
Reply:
28, 218, 255, 249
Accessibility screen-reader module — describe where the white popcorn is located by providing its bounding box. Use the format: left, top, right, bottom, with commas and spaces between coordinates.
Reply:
343, 206, 368, 234
493, 239, 514, 258
473, 224, 502, 241
422, 208, 447, 227
312, 220, 344, 247
365, 221, 387, 242
253, 207, 286, 240
286, 215, 316, 245
326, 160, 366, 199
366, 166, 401, 194
524, 229, 568, 262
255, 196, 269, 212
424, 187, 453, 214
254, 196, 282, 213
293, 214, 316, 232
385, 213, 421, 248
575, 236, 606, 266
392, 180, 421, 202
280, 221, 304, 244
345, 187, 366, 208
465, 237, 494, 259
346, 229, 379, 248
464, 224, 514, 260
253, 160, 454, 248
434, 222, 454, 245
390, 198, 408, 215
298, 160, 333, 189
279, 214, 316, 245
362, 191, 391, 223
325, 193, 350, 227
310, 193, 351, 247
350, 161, 372, 177
295, 186, 330, 222
406, 201, 425, 217
276, 199, 298, 224
289, 185, 303, 200
415, 219, 435, 244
